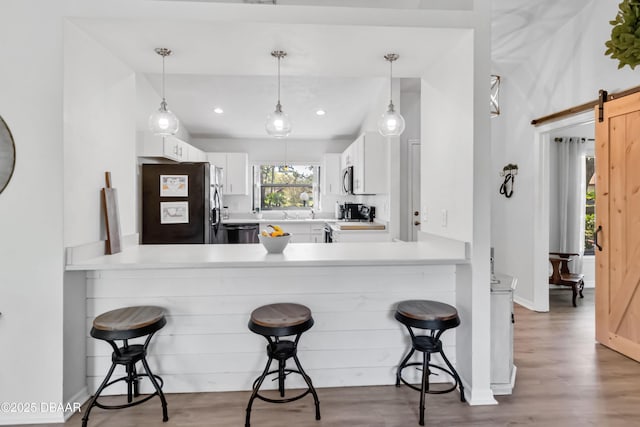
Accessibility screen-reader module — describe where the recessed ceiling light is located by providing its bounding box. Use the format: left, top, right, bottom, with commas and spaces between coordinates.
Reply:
213, 107, 224, 114
315, 109, 326, 116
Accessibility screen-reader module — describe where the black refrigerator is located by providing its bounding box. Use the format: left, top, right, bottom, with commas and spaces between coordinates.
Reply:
142, 163, 212, 244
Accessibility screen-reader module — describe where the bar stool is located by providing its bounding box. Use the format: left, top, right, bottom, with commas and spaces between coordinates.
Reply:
395, 300, 465, 426
82, 306, 169, 427
245, 303, 320, 427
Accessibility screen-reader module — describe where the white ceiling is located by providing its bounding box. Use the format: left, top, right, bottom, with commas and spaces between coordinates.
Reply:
71, 1, 593, 139
146, 74, 387, 139
73, 18, 463, 139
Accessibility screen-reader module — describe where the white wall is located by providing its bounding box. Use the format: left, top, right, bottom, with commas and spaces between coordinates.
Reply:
491, 0, 636, 308
0, 2, 66, 424
421, 33, 475, 242
64, 22, 138, 248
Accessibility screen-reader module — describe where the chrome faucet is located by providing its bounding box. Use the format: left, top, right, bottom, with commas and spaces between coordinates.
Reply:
282, 211, 289, 220
310, 209, 316, 219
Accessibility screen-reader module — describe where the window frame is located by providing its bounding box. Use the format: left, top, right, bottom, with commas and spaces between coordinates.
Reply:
253, 164, 320, 211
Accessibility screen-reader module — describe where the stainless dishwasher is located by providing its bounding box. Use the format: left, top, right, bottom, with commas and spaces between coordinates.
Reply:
212, 223, 259, 244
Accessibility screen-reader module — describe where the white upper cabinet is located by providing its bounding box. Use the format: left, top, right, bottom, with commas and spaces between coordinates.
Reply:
187, 144, 207, 162
206, 152, 249, 195
207, 152, 226, 170
225, 152, 248, 195
343, 132, 388, 194
141, 133, 206, 163
322, 153, 342, 195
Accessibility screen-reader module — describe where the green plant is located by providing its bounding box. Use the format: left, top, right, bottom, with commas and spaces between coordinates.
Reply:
605, 0, 640, 69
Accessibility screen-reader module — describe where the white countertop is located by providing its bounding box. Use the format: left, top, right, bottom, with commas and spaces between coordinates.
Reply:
221, 218, 386, 231
66, 240, 468, 271
221, 218, 329, 224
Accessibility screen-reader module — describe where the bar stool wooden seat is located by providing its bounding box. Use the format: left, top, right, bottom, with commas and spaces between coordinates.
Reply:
82, 306, 168, 427
395, 300, 465, 426
245, 303, 320, 427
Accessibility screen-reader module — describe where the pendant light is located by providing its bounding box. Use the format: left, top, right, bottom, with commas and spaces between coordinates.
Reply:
377, 53, 405, 137
265, 50, 291, 138
149, 48, 179, 136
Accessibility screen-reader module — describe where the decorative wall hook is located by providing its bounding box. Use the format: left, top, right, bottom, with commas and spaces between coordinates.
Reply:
499, 163, 517, 198
500, 163, 518, 177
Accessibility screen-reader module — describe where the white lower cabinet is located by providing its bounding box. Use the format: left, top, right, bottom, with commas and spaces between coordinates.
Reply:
491, 274, 517, 395
332, 230, 389, 243
311, 224, 324, 243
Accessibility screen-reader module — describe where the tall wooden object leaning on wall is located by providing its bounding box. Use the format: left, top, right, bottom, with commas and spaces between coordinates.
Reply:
102, 171, 122, 254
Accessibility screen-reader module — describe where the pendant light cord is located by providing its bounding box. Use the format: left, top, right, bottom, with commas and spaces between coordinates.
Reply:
162, 54, 166, 103
389, 59, 393, 105
277, 55, 281, 105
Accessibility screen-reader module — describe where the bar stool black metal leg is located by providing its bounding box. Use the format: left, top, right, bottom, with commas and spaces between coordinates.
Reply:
246, 356, 273, 427
82, 362, 117, 427
293, 354, 321, 421
278, 359, 286, 397
396, 348, 415, 387
438, 349, 466, 402
126, 363, 134, 403
132, 363, 140, 398
141, 357, 169, 422
419, 351, 428, 426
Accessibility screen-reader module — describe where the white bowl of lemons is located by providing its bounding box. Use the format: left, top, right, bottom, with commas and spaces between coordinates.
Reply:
258, 225, 291, 253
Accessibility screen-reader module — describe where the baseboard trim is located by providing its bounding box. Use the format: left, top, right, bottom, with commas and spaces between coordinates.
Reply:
0, 413, 65, 425
64, 387, 89, 421
459, 378, 498, 406
514, 295, 536, 311
491, 365, 517, 396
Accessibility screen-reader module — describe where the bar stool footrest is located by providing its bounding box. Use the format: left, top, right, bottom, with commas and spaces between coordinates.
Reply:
251, 369, 313, 404
397, 362, 460, 394
93, 374, 165, 410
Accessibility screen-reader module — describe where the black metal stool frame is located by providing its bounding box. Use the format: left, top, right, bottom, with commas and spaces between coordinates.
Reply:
395, 312, 465, 426
81, 319, 168, 427
246, 317, 320, 427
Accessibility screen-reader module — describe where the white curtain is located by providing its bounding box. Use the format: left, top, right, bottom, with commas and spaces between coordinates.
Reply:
556, 137, 586, 273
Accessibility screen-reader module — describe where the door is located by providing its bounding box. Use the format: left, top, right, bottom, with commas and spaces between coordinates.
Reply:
595, 92, 640, 362
409, 140, 421, 241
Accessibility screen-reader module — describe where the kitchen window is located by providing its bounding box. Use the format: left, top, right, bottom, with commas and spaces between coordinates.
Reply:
254, 164, 319, 210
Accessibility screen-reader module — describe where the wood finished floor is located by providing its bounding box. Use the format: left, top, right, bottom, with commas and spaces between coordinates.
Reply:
35, 289, 640, 426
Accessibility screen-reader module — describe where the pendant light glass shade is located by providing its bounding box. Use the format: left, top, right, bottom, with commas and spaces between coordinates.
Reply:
266, 103, 291, 138
266, 50, 291, 138
378, 102, 406, 136
149, 48, 179, 136
149, 101, 179, 136
378, 53, 405, 137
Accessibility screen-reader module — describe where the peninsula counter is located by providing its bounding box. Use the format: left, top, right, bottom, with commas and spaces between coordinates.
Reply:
66, 239, 470, 397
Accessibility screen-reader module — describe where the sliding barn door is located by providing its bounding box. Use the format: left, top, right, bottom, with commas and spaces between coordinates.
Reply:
595, 93, 640, 362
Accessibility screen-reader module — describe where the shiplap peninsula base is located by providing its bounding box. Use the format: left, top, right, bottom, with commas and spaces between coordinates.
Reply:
67, 241, 468, 397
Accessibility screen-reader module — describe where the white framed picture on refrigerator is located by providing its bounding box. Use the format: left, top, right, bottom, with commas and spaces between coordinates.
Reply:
160, 201, 189, 224
160, 175, 188, 197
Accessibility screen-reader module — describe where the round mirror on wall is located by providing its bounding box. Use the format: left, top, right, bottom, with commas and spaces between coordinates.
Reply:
0, 115, 16, 194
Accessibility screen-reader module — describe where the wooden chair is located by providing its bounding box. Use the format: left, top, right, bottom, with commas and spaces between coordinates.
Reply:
549, 252, 585, 307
